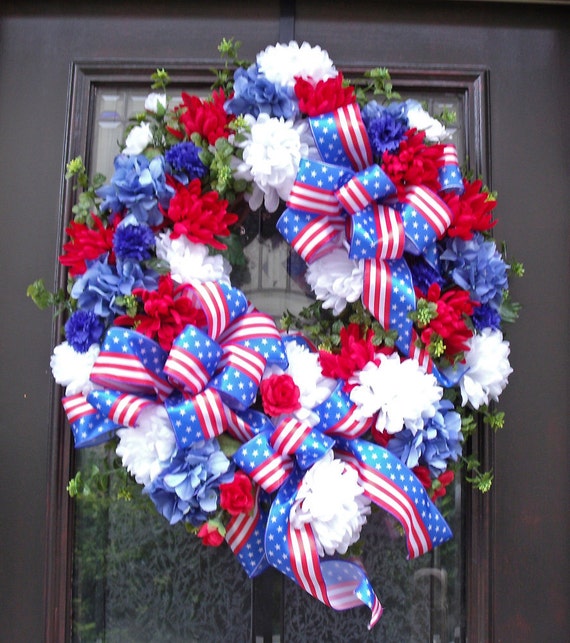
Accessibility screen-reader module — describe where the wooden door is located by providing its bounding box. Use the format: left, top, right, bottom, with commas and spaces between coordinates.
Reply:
0, 2, 568, 641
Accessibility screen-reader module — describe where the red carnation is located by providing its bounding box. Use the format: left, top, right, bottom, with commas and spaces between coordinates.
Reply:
178, 89, 234, 145
59, 214, 116, 276
444, 178, 498, 240
219, 472, 255, 516
260, 373, 301, 417
319, 323, 377, 382
381, 129, 443, 200
197, 521, 225, 547
294, 73, 356, 117
417, 284, 476, 361
165, 178, 238, 250
114, 274, 207, 351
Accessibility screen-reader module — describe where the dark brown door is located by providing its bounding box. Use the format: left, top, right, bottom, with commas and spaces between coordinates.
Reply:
1, 2, 568, 641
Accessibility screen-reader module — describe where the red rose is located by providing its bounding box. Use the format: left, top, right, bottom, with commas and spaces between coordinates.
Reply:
219, 472, 255, 516
197, 521, 225, 547
260, 373, 301, 416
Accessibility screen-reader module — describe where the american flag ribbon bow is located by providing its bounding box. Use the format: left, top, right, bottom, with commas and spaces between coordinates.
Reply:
62, 281, 288, 449
277, 102, 463, 363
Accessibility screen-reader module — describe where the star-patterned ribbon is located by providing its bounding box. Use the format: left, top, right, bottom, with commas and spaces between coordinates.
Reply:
277, 102, 463, 365
62, 281, 287, 448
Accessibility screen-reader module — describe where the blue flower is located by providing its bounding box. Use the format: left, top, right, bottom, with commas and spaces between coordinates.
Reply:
97, 154, 173, 226
113, 221, 155, 261
387, 399, 463, 477
64, 309, 105, 353
145, 439, 235, 526
440, 233, 509, 310
472, 303, 502, 331
70, 255, 155, 318
366, 110, 408, 156
225, 64, 298, 119
165, 142, 207, 182
407, 253, 445, 293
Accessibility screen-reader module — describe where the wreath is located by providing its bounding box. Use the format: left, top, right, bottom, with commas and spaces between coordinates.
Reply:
29, 39, 521, 628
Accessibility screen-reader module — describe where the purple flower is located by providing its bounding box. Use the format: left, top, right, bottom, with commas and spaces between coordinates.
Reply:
113, 222, 155, 261
225, 64, 297, 119
165, 142, 207, 182
387, 399, 463, 477
440, 233, 509, 310
64, 309, 105, 352
97, 154, 173, 226
145, 439, 235, 526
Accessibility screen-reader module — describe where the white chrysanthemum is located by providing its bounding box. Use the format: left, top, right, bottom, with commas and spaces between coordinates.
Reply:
50, 341, 100, 396
350, 353, 443, 434
264, 339, 336, 425
144, 92, 167, 113
457, 328, 513, 409
290, 451, 371, 557
405, 100, 449, 143
306, 247, 364, 315
256, 41, 337, 89
122, 121, 153, 155
116, 405, 177, 486
233, 113, 312, 212
155, 232, 232, 286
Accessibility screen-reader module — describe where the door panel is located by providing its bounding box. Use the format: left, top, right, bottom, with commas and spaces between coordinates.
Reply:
1, 2, 568, 642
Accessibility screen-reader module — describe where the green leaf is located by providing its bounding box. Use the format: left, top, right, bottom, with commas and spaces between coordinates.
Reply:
26, 279, 52, 310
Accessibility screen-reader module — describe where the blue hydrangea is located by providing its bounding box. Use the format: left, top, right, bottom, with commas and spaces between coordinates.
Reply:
113, 222, 155, 261
64, 309, 105, 353
440, 233, 509, 310
387, 399, 463, 477
97, 154, 173, 226
165, 142, 207, 182
145, 439, 235, 526
70, 255, 155, 318
472, 303, 502, 332
225, 64, 298, 119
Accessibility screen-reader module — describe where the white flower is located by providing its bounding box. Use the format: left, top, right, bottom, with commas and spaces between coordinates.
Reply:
233, 114, 312, 212
290, 451, 371, 557
144, 92, 167, 113
122, 122, 153, 155
256, 41, 337, 89
456, 328, 513, 409
405, 100, 449, 143
264, 339, 336, 425
306, 247, 364, 315
350, 353, 443, 434
155, 232, 232, 286
50, 341, 100, 396
116, 405, 177, 486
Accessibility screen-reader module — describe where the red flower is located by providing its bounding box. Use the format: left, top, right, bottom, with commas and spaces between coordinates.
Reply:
417, 284, 476, 361
444, 178, 498, 240
164, 178, 238, 250
197, 521, 225, 547
294, 73, 356, 117
219, 472, 255, 516
59, 214, 116, 276
371, 427, 392, 448
381, 129, 442, 200
114, 274, 207, 351
260, 373, 301, 416
319, 324, 381, 382
177, 89, 234, 145
431, 470, 455, 501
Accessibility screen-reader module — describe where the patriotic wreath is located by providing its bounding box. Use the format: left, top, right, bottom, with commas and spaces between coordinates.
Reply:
30, 39, 520, 627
